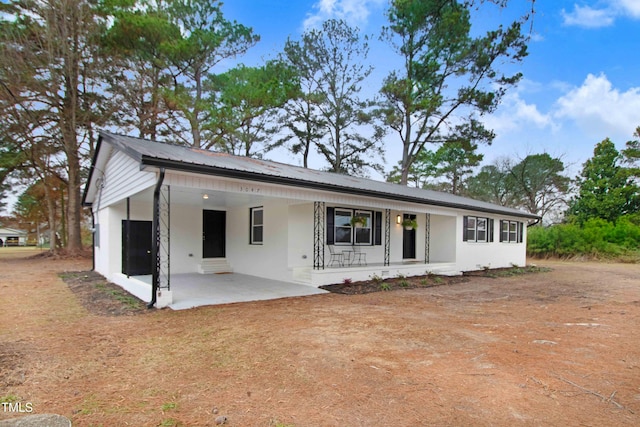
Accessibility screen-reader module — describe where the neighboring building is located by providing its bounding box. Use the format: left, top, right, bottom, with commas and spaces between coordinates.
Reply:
83, 131, 539, 308
0, 227, 28, 247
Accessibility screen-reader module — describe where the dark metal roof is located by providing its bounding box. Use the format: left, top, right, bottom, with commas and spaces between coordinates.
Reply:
96, 131, 539, 220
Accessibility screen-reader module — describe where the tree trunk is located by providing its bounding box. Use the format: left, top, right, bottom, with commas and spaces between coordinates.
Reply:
400, 123, 411, 185
190, 67, 203, 148
62, 72, 83, 253
42, 181, 59, 255
63, 127, 84, 253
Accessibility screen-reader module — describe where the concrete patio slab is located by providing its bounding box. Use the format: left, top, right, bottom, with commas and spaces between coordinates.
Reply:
133, 273, 329, 310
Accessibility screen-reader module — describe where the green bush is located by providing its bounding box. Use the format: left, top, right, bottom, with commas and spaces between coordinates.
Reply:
527, 215, 640, 261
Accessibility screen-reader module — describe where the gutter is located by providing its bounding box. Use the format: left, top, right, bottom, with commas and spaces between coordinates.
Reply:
527, 218, 541, 227
148, 168, 165, 309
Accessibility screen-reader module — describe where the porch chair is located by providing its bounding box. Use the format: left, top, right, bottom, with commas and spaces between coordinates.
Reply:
351, 245, 367, 266
327, 245, 344, 267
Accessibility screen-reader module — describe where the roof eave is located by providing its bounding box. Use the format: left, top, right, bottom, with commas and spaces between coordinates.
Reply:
140, 156, 539, 220
81, 135, 103, 208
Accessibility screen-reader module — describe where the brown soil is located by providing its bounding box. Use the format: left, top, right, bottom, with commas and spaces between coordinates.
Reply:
1, 248, 639, 426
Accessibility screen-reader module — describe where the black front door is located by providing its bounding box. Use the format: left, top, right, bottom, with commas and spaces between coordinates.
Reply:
203, 210, 226, 258
403, 214, 416, 259
122, 220, 152, 275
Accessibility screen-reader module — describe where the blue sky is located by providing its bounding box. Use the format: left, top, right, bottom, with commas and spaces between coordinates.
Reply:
221, 0, 640, 179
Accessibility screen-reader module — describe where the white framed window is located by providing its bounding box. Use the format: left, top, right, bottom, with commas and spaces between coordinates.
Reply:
465, 216, 477, 241
334, 209, 353, 244
464, 216, 494, 243
250, 207, 263, 244
500, 220, 523, 243
327, 207, 381, 246
354, 210, 372, 245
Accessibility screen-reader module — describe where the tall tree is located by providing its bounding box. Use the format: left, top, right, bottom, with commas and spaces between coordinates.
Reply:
100, 0, 182, 140
507, 153, 569, 222
0, 0, 107, 252
386, 148, 439, 188
465, 161, 518, 207
282, 19, 385, 176
387, 142, 482, 194
381, 0, 530, 184
279, 42, 325, 169
622, 126, 640, 177
205, 61, 299, 157
13, 177, 65, 248
163, 0, 258, 148
431, 142, 483, 194
568, 138, 640, 224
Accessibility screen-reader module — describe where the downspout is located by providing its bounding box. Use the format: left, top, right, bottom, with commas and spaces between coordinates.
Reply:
148, 168, 165, 309
126, 198, 130, 278
91, 209, 95, 271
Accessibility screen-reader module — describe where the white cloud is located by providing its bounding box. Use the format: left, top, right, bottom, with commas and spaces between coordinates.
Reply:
614, 0, 640, 17
483, 87, 556, 136
561, 4, 615, 28
303, 0, 385, 30
555, 73, 640, 140
562, 1, 640, 28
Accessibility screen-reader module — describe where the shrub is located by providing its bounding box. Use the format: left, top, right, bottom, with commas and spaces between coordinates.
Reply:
527, 215, 640, 261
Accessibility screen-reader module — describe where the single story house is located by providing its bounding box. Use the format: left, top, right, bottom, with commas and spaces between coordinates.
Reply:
0, 227, 28, 247
82, 131, 539, 308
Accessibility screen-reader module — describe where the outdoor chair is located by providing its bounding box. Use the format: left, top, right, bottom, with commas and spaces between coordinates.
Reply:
351, 245, 367, 266
327, 245, 344, 267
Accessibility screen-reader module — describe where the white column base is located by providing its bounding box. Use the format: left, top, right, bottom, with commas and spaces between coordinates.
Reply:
155, 289, 173, 308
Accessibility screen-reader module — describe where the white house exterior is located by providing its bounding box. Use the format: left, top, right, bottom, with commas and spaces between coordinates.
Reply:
0, 227, 28, 247
83, 131, 539, 308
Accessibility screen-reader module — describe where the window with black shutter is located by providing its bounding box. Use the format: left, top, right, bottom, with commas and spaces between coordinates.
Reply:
464, 215, 493, 243
326, 207, 381, 246
500, 220, 523, 243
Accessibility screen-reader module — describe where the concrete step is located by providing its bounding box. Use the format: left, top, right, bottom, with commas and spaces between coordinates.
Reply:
292, 267, 312, 284
198, 258, 233, 274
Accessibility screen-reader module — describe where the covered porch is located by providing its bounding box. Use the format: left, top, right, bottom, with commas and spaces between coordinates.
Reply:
295, 260, 460, 287
102, 173, 462, 307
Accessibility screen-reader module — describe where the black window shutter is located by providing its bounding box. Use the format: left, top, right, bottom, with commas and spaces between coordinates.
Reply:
463, 216, 468, 241
499, 220, 504, 242
489, 219, 494, 242
326, 207, 334, 245
374, 211, 382, 245
518, 221, 523, 243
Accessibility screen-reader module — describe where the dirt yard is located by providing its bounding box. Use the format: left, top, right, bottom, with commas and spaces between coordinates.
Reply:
1, 248, 639, 426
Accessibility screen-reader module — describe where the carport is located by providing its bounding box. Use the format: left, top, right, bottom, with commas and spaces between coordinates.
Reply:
116, 273, 328, 310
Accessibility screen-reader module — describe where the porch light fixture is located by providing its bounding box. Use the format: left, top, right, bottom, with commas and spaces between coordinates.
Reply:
396, 214, 402, 224
202, 194, 209, 200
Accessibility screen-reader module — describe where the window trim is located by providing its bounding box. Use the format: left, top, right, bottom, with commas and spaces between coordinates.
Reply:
353, 209, 372, 245
500, 220, 523, 243
250, 206, 264, 245
463, 216, 494, 243
334, 208, 353, 245
330, 207, 377, 246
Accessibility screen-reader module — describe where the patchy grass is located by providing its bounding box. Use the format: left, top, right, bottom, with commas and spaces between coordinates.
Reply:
59, 271, 148, 316
0, 394, 20, 404
464, 264, 552, 279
